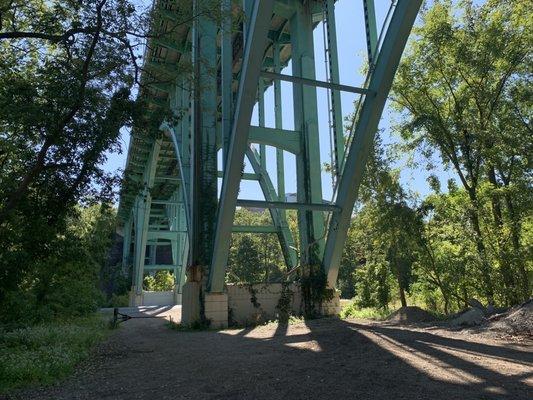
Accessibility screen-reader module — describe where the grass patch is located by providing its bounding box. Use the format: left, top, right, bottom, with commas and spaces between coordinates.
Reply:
340, 303, 392, 320
0, 314, 111, 394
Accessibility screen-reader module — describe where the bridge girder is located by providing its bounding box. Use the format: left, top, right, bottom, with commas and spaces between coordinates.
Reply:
118, 0, 422, 309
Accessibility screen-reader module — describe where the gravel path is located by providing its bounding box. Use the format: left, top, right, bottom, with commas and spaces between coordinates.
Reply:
5, 312, 532, 400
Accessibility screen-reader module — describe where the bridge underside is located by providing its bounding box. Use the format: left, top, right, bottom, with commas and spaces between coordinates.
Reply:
118, 0, 421, 327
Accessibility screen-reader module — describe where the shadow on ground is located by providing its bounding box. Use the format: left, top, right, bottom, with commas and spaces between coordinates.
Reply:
5, 316, 532, 400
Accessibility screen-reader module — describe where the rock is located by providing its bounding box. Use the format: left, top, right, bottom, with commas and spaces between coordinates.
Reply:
486, 304, 495, 315
451, 307, 486, 327
485, 303, 507, 317
468, 298, 486, 313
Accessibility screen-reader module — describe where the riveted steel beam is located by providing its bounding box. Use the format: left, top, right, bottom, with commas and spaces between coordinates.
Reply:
190, 0, 218, 268
236, 199, 340, 213
208, 1, 274, 293
291, 0, 325, 266
217, 171, 259, 180
323, 0, 422, 286
260, 71, 372, 95
249, 126, 301, 154
363, 0, 378, 66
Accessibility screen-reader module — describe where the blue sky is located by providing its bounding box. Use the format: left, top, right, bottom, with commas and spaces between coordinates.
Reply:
102, 0, 454, 203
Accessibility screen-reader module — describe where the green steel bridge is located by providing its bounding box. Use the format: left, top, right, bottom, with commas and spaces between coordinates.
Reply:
118, 0, 421, 325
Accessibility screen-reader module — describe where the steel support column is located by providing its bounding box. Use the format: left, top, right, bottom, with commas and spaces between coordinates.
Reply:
273, 42, 285, 204
132, 139, 161, 297
221, 0, 232, 167
363, 0, 378, 66
122, 216, 132, 268
290, 0, 325, 266
324, 0, 344, 173
190, 0, 218, 272
208, 1, 274, 292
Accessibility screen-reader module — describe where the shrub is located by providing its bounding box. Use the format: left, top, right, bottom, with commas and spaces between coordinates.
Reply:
340, 303, 392, 320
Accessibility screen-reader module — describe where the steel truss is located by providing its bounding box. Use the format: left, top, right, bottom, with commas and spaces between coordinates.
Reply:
118, 0, 421, 306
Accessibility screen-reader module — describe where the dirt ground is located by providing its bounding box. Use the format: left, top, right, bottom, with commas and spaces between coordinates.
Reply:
5, 306, 532, 400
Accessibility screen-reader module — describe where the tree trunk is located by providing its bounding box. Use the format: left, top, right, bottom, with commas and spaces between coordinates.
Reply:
466, 190, 494, 304
504, 192, 530, 301
395, 266, 407, 308
488, 166, 516, 305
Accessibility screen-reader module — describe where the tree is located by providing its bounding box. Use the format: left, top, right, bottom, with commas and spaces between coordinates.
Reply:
144, 270, 174, 292
226, 208, 287, 284
392, 0, 532, 304
0, 0, 212, 315
0, 203, 118, 324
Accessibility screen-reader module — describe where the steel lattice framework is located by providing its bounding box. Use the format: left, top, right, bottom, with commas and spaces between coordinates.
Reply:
118, 0, 421, 308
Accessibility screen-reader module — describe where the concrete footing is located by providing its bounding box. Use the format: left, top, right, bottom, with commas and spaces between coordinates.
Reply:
129, 288, 143, 307
204, 293, 228, 329
228, 284, 341, 324
181, 284, 228, 328
321, 290, 341, 316
181, 282, 201, 326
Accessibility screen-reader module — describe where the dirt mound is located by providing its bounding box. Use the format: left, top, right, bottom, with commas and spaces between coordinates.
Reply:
386, 306, 436, 324
487, 299, 532, 338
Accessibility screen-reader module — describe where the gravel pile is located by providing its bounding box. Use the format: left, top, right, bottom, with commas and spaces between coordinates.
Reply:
386, 306, 437, 324
487, 299, 532, 338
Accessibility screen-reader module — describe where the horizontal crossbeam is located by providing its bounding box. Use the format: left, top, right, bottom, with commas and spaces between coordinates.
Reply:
236, 199, 340, 212
151, 200, 177, 205
154, 176, 180, 182
144, 264, 181, 270
217, 171, 259, 180
249, 126, 301, 154
147, 230, 186, 240
260, 71, 372, 95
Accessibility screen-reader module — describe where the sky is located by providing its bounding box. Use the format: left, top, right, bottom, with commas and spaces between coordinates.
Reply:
102, 0, 455, 204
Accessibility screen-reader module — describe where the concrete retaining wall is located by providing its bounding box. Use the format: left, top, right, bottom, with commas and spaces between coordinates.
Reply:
179, 283, 341, 328
227, 283, 303, 325
142, 290, 176, 306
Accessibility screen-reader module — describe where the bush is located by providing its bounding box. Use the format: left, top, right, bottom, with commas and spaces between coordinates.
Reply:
104, 293, 130, 308
340, 303, 392, 320
143, 270, 174, 291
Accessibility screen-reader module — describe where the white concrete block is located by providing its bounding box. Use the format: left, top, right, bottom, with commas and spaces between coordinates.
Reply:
182, 282, 201, 326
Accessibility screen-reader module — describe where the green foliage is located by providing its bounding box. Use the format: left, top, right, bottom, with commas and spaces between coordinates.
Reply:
167, 316, 213, 331
0, 204, 119, 325
103, 294, 130, 308
391, 0, 532, 305
276, 282, 294, 323
0, 0, 150, 324
339, 304, 392, 321
226, 209, 286, 284
340, 0, 532, 315
143, 270, 175, 292
300, 264, 334, 318
0, 314, 110, 394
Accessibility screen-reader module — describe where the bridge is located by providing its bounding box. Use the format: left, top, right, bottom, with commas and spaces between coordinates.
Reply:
118, 0, 421, 327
